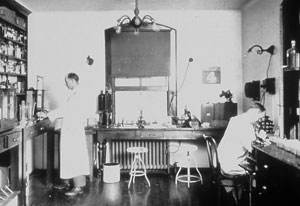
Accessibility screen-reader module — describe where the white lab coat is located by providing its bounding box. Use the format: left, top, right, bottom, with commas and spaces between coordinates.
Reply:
218, 113, 255, 174
48, 88, 90, 179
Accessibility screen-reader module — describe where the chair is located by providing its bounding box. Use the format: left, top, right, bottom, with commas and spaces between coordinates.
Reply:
204, 135, 249, 206
127, 146, 151, 189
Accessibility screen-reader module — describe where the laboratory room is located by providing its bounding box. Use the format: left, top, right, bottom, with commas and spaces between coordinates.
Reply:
0, 0, 300, 205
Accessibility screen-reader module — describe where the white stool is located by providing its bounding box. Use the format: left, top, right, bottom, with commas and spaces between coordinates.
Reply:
127, 147, 151, 188
175, 144, 203, 188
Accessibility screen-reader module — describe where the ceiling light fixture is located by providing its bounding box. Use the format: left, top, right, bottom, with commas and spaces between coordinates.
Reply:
114, 0, 159, 34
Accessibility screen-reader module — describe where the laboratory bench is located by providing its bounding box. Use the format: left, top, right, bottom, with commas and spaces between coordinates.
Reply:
90, 126, 226, 177
0, 119, 54, 206
252, 142, 300, 205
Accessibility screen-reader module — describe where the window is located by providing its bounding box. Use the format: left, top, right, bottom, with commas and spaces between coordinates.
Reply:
114, 77, 168, 124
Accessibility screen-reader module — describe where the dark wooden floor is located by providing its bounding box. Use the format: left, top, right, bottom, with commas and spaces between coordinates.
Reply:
28, 169, 248, 206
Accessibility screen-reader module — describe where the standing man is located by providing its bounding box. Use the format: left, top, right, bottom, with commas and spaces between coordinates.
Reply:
47, 72, 90, 197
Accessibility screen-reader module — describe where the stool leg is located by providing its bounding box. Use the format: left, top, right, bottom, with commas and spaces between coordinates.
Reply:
133, 154, 138, 184
139, 155, 150, 187
192, 156, 203, 184
187, 158, 190, 188
128, 155, 138, 188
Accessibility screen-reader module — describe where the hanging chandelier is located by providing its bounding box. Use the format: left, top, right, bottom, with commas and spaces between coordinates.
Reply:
114, 0, 160, 34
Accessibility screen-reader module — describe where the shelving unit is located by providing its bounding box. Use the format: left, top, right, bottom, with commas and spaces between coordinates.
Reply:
0, 1, 30, 206
281, 0, 300, 139
0, 0, 30, 131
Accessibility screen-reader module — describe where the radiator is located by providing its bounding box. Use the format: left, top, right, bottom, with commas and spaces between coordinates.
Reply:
110, 140, 168, 170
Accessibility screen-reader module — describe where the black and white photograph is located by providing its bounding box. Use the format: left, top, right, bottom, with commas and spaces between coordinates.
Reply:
0, 0, 299, 205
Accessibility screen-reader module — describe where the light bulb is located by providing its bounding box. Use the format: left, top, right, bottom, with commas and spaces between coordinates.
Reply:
152, 21, 160, 32
116, 25, 121, 34
134, 28, 139, 35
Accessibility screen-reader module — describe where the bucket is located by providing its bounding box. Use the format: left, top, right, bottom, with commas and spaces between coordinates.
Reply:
103, 163, 120, 183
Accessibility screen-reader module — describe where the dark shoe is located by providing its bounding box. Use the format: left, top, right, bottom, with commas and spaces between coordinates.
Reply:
53, 183, 70, 190
65, 187, 84, 197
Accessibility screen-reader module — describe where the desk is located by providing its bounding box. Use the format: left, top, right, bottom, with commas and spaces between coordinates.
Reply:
252, 142, 300, 205
91, 127, 225, 178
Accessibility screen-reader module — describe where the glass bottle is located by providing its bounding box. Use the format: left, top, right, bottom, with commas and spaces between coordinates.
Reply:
98, 90, 105, 111
105, 90, 112, 112
286, 40, 300, 70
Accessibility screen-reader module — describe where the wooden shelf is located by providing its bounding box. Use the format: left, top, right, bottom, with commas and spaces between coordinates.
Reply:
0, 72, 26, 77
0, 53, 27, 62
0, 15, 26, 31
0, 35, 26, 47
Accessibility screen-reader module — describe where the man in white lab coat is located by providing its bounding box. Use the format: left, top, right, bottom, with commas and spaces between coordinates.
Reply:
47, 73, 90, 197
217, 102, 266, 203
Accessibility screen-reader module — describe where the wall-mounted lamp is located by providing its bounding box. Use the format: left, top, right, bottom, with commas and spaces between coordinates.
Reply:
244, 45, 275, 57
114, 0, 160, 34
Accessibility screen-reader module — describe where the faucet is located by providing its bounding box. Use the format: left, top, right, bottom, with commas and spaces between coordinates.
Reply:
137, 110, 145, 129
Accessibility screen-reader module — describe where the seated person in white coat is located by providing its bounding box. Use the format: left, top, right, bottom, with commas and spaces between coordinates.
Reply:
47, 72, 90, 197
217, 102, 267, 202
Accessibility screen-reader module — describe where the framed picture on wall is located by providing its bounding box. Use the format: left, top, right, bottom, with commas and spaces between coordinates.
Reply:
202, 67, 221, 84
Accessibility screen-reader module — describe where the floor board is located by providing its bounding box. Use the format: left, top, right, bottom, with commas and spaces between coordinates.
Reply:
28, 170, 245, 206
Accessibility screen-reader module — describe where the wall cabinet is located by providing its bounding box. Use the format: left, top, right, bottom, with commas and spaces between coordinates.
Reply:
0, 0, 30, 132
282, 0, 300, 139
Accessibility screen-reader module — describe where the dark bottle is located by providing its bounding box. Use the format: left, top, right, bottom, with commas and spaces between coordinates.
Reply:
98, 90, 105, 111
286, 40, 300, 69
105, 90, 112, 112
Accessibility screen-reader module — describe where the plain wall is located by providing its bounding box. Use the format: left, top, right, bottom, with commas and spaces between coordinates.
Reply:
242, 0, 283, 135
28, 10, 243, 123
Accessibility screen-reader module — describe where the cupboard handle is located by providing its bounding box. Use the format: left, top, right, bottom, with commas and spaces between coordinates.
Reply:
263, 164, 268, 169
40, 127, 44, 131
13, 138, 18, 142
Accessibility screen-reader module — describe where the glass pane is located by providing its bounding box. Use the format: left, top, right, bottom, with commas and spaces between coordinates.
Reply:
141, 77, 167, 87
115, 78, 140, 86
115, 91, 167, 124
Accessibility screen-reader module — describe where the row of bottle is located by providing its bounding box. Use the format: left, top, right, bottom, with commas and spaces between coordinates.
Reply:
0, 22, 27, 44
98, 90, 112, 112
286, 40, 300, 70
0, 40, 27, 59
19, 100, 34, 121
0, 57, 26, 74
